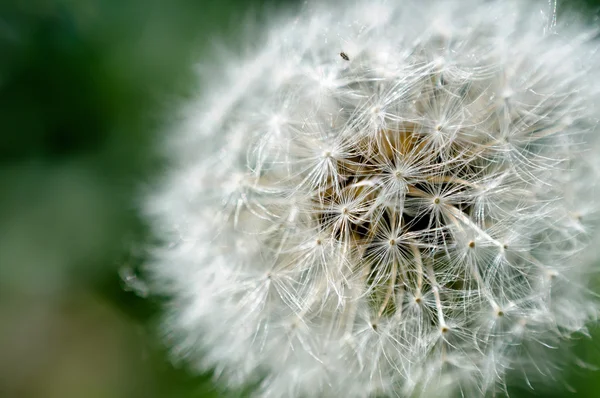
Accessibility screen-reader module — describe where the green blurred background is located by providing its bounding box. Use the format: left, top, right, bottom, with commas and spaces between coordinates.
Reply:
1, 1, 600, 397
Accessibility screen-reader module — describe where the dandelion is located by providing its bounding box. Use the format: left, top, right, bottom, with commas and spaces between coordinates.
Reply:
143, 0, 600, 396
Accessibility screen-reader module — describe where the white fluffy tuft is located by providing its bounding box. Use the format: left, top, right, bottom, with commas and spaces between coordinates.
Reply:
143, 1, 600, 396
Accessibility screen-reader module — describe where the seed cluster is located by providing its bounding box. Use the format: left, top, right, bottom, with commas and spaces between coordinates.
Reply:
144, 1, 600, 397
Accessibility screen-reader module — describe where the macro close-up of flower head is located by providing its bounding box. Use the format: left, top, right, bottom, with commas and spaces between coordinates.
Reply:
143, 0, 600, 396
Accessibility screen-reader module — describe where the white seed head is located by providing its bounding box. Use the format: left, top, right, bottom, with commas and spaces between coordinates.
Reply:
144, 1, 600, 396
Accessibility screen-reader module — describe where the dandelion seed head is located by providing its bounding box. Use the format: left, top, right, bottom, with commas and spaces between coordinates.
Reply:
144, 0, 600, 396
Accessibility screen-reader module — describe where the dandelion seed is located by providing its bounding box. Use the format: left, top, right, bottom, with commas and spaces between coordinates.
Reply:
143, 1, 600, 397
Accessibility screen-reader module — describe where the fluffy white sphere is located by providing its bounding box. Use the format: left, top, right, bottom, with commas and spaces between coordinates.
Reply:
144, 1, 600, 396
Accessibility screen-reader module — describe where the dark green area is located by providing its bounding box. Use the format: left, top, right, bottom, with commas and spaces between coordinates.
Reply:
0, 1, 598, 397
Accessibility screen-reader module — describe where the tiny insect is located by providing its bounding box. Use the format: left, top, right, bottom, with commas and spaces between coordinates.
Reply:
339, 52, 349, 61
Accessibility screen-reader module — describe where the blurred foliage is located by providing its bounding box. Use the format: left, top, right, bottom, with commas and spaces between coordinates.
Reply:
0, 1, 600, 397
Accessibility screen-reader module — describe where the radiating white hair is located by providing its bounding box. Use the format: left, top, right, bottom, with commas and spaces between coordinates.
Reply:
143, 1, 600, 396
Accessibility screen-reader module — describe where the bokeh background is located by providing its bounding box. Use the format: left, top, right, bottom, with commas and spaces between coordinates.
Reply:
1, 1, 600, 397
